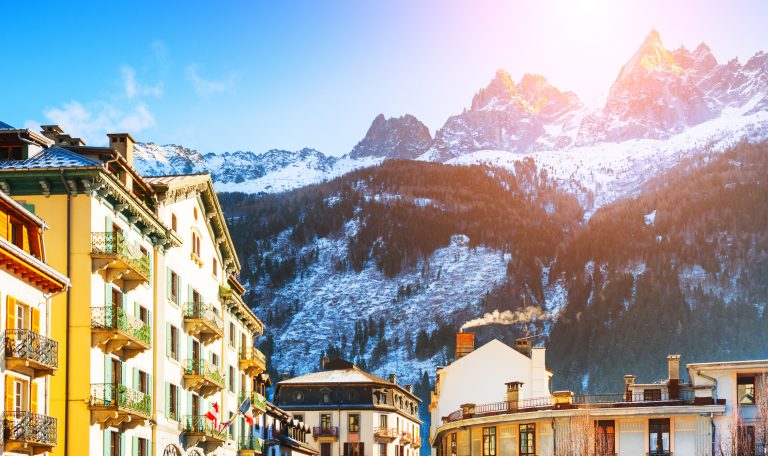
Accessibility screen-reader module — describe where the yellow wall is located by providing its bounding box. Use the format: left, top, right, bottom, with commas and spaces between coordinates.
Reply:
24, 193, 92, 456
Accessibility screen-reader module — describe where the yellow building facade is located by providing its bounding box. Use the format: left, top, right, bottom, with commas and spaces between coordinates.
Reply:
0, 124, 267, 456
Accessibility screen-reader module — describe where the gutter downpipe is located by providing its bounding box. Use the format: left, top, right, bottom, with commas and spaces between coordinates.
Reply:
60, 170, 72, 454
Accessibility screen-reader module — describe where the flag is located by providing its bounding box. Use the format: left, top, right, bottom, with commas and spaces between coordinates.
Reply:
240, 398, 254, 426
219, 412, 237, 432
205, 402, 220, 427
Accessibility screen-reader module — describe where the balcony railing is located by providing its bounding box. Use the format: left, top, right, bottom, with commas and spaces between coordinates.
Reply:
239, 391, 268, 413
182, 415, 227, 441
91, 306, 151, 345
312, 426, 339, 438
183, 359, 225, 386
90, 232, 150, 280
90, 383, 151, 418
401, 431, 413, 444
374, 427, 399, 441
4, 329, 58, 377
239, 435, 265, 452
412, 435, 422, 448
239, 346, 267, 376
446, 390, 699, 423
3, 411, 57, 449
183, 302, 224, 344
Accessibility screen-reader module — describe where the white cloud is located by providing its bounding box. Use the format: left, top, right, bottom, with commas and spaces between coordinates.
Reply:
185, 64, 237, 97
121, 66, 163, 99
40, 100, 155, 146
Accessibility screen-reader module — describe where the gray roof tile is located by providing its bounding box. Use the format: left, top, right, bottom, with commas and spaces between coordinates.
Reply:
0, 146, 102, 170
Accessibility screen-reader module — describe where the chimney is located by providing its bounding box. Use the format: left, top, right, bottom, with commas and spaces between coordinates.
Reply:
667, 354, 681, 400
514, 338, 532, 358
624, 375, 636, 401
405, 384, 413, 393
107, 133, 136, 166
505, 381, 524, 409
40, 125, 63, 143
320, 356, 329, 370
455, 332, 475, 360
388, 373, 397, 385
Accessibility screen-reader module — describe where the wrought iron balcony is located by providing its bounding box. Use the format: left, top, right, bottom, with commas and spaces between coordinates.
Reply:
412, 434, 422, 448
239, 346, 267, 376
89, 383, 151, 428
183, 302, 223, 344
400, 431, 413, 444
90, 232, 150, 290
3, 410, 57, 453
183, 359, 225, 397
4, 329, 58, 377
239, 391, 268, 414
238, 435, 265, 455
91, 306, 151, 359
182, 415, 227, 447
312, 426, 338, 441
374, 427, 398, 442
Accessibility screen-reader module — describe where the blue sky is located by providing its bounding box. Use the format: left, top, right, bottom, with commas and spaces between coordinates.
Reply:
3, 1, 767, 155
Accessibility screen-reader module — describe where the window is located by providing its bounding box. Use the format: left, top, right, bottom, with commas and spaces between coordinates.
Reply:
110, 430, 122, 456
320, 414, 332, 431
343, 443, 364, 456
738, 425, 756, 456
229, 322, 236, 346
191, 231, 201, 257
212, 258, 218, 277
169, 325, 179, 361
169, 271, 179, 305
168, 384, 179, 421
379, 443, 387, 456
644, 388, 662, 401
380, 414, 388, 429
738, 376, 756, 405
294, 414, 304, 423
171, 214, 177, 232
138, 370, 149, 394
0, 145, 24, 160
139, 305, 150, 327
519, 424, 535, 456
137, 437, 149, 456
450, 433, 457, 456
595, 420, 615, 455
349, 414, 360, 433
321, 443, 331, 456
482, 427, 496, 456
322, 390, 331, 403
649, 419, 670, 456
193, 207, 198, 221
211, 353, 219, 367
229, 366, 236, 392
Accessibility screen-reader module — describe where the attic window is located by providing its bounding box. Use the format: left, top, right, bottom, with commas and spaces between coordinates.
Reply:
0, 146, 24, 160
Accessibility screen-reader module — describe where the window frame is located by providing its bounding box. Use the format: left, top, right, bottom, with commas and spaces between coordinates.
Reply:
648, 418, 671, 456
519, 423, 536, 456
738, 375, 757, 405
482, 426, 496, 456
348, 413, 360, 433
595, 420, 616, 455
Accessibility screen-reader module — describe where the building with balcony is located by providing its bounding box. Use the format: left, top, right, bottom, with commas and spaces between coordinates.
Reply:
429, 333, 767, 456
274, 358, 422, 456
0, 187, 69, 455
0, 123, 268, 455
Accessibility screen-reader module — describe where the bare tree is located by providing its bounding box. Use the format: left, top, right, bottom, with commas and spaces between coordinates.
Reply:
756, 375, 768, 456
556, 408, 604, 456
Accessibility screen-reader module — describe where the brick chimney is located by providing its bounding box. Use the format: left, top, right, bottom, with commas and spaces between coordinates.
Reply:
107, 133, 136, 166
667, 354, 681, 400
514, 338, 532, 358
624, 375, 636, 401
505, 381, 524, 409
388, 373, 397, 385
40, 125, 63, 143
405, 384, 413, 393
455, 332, 475, 360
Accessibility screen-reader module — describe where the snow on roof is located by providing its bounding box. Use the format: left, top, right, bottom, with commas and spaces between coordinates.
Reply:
279, 367, 389, 385
0, 146, 102, 170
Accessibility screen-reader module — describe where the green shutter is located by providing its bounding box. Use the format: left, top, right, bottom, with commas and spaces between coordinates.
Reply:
148, 374, 153, 406
105, 285, 112, 307
120, 432, 125, 456
133, 368, 139, 390
175, 274, 181, 305
105, 217, 113, 233
188, 284, 193, 304
187, 337, 193, 361
104, 355, 112, 384
122, 293, 127, 312
166, 268, 172, 300
165, 382, 170, 417
166, 323, 172, 357
121, 361, 126, 386
132, 436, 138, 456
187, 392, 192, 417
104, 430, 112, 456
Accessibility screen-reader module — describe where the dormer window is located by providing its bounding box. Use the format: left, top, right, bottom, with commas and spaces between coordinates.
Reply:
0, 145, 24, 160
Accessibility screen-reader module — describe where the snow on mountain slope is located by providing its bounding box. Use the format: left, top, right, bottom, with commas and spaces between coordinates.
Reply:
255, 228, 509, 384
444, 109, 768, 215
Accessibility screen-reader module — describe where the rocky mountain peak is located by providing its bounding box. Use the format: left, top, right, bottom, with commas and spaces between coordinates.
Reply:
516, 73, 582, 119
617, 29, 683, 82
348, 114, 432, 160
470, 69, 522, 111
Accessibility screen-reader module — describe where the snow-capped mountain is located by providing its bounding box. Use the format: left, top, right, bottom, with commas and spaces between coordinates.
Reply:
349, 114, 432, 159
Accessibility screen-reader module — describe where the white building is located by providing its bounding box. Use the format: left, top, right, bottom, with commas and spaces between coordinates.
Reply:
274, 358, 423, 456
0, 189, 69, 455
429, 333, 552, 454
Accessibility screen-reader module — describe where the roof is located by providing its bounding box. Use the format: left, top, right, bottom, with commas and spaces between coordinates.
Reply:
143, 173, 211, 188
0, 121, 15, 130
0, 190, 47, 229
687, 359, 768, 371
0, 146, 102, 170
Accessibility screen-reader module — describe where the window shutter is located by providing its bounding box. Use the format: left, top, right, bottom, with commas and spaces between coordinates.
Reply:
105, 285, 112, 307
31, 308, 40, 334
175, 274, 181, 306
187, 285, 193, 305
103, 430, 112, 456
188, 392, 193, 417
166, 323, 172, 356
6, 295, 16, 330
120, 432, 126, 456
105, 217, 113, 233
104, 356, 113, 385
0, 208, 8, 239
21, 225, 29, 253
5, 375, 15, 412
187, 337, 193, 361
132, 436, 138, 456
165, 382, 170, 417
122, 293, 128, 312
31, 381, 38, 413
134, 368, 139, 390
166, 268, 172, 300
121, 361, 127, 386
148, 374, 153, 403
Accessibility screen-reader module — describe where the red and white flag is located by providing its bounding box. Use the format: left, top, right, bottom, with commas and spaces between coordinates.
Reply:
205, 402, 220, 427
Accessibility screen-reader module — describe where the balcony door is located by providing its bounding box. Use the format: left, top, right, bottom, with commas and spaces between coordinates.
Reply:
321, 413, 332, 432
191, 394, 200, 417
192, 340, 201, 360
111, 358, 122, 386
649, 419, 670, 455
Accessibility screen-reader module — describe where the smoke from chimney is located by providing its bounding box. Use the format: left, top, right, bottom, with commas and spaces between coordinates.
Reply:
460, 306, 551, 331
